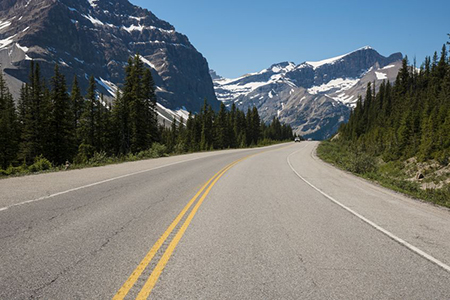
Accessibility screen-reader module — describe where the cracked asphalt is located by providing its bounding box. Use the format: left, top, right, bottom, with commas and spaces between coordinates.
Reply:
1, 142, 450, 299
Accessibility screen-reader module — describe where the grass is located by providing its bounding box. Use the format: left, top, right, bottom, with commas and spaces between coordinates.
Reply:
317, 141, 450, 208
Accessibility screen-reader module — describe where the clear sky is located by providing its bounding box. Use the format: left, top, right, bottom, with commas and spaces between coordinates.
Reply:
130, 0, 449, 79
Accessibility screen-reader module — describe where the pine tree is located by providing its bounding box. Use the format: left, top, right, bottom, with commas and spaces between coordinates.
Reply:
111, 87, 128, 155
78, 76, 99, 159
214, 102, 229, 149
251, 107, 261, 145
142, 68, 158, 144
71, 76, 84, 142
47, 65, 75, 165
0, 70, 19, 169
337, 40, 450, 163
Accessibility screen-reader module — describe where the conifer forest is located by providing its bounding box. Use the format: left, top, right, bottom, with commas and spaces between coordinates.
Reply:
319, 39, 450, 206
0, 55, 294, 174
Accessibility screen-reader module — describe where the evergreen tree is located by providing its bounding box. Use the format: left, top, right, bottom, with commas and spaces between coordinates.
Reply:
71, 76, 84, 142
0, 70, 19, 169
338, 39, 450, 163
79, 75, 99, 155
214, 102, 229, 149
18, 62, 47, 164
47, 65, 75, 165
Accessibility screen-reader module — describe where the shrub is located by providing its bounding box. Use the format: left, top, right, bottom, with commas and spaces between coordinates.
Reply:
149, 143, 168, 158
28, 156, 52, 173
88, 151, 109, 166
173, 142, 186, 154
75, 143, 96, 164
349, 152, 378, 174
0, 165, 26, 176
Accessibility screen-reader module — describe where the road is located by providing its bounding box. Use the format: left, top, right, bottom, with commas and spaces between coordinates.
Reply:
1, 142, 450, 299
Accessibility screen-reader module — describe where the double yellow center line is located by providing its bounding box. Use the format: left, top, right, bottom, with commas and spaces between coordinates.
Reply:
112, 154, 252, 300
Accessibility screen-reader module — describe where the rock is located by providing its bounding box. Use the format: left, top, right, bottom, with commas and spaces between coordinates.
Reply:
0, 0, 220, 112
416, 172, 425, 180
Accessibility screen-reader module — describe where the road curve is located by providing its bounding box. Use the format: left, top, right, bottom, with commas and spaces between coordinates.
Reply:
1, 142, 449, 299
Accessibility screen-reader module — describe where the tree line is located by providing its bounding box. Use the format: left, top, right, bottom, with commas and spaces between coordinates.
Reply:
338, 41, 450, 164
160, 101, 294, 154
0, 54, 294, 171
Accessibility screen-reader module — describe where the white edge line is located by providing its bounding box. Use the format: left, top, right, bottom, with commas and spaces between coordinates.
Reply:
0, 143, 288, 212
287, 147, 450, 274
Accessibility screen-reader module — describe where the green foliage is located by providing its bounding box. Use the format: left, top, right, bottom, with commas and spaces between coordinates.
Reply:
317, 142, 450, 208
28, 155, 52, 173
0, 55, 294, 178
135, 143, 168, 159
348, 151, 378, 174
47, 65, 76, 165
75, 143, 96, 164
338, 41, 450, 165
0, 70, 19, 169
318, 37, 450, 208
160, 99, 294, 153
0, 165, 28, 176
112, 55, 158, 155
87, 151, 109, 166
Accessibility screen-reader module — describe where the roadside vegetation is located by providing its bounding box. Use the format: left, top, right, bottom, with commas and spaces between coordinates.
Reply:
0, 55, 294, 178
317, 38, 450, 208
317, 141, 450, 208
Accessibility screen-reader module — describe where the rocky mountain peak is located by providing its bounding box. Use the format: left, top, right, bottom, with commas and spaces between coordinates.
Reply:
209, 69, 223, 80
0, 0, 220, 112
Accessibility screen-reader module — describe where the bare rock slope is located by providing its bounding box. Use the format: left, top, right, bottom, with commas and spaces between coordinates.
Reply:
0, 0, 220, 112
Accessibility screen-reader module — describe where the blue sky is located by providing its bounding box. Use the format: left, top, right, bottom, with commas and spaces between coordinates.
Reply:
131, 0, 449, 78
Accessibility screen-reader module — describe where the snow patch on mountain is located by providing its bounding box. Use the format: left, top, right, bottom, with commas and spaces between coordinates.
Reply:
305, 46, 373, 69
156, 103, 188, 125
16, 43, 29, 53
82, 14, 104, 26
382, 65, 396, 70
375, 71, 388, 80
16, 43, 32, 60
0, 20, 11, 30
139, 56, 156, 69
308, 78, 359, 95
215, 81, 268, 102
0, 34, 16, 49
331, 93, 356, 105
95, 77, 118, 97
88, 0, 98, 8
306, 54, 347, 70
122, 24, 145, 33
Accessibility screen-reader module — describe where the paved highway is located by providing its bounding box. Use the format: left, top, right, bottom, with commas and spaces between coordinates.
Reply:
1, 142, 449, 299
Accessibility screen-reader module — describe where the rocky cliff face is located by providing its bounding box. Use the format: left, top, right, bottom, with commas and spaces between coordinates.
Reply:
0, 0, 220, 112
213, 47, 402, 139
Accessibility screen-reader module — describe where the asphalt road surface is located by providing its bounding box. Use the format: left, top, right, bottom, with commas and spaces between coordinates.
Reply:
1, 142, 450, 299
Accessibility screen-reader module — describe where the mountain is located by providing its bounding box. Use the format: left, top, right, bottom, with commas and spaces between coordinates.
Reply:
0, 0, 220, 113
213, 47, 403, 139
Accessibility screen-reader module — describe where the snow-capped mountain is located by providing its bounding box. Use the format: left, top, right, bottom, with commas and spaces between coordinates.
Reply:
212, 47, 402, 139
0, 0, 220, 113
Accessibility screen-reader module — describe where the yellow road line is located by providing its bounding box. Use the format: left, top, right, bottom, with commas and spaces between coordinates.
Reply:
113, 144, 293, 300
135, 159, 244, 300
112, 163, 232, 300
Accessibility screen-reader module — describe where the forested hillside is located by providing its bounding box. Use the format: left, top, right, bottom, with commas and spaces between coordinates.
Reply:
340, 45, 450, 161
318, 38, 450, 207
0, 55, 293, 175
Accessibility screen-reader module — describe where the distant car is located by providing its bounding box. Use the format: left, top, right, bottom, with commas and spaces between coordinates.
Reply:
294, 137, 301, 143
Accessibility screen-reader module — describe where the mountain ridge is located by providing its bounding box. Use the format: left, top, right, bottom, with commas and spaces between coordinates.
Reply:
212, 47, 403, 139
